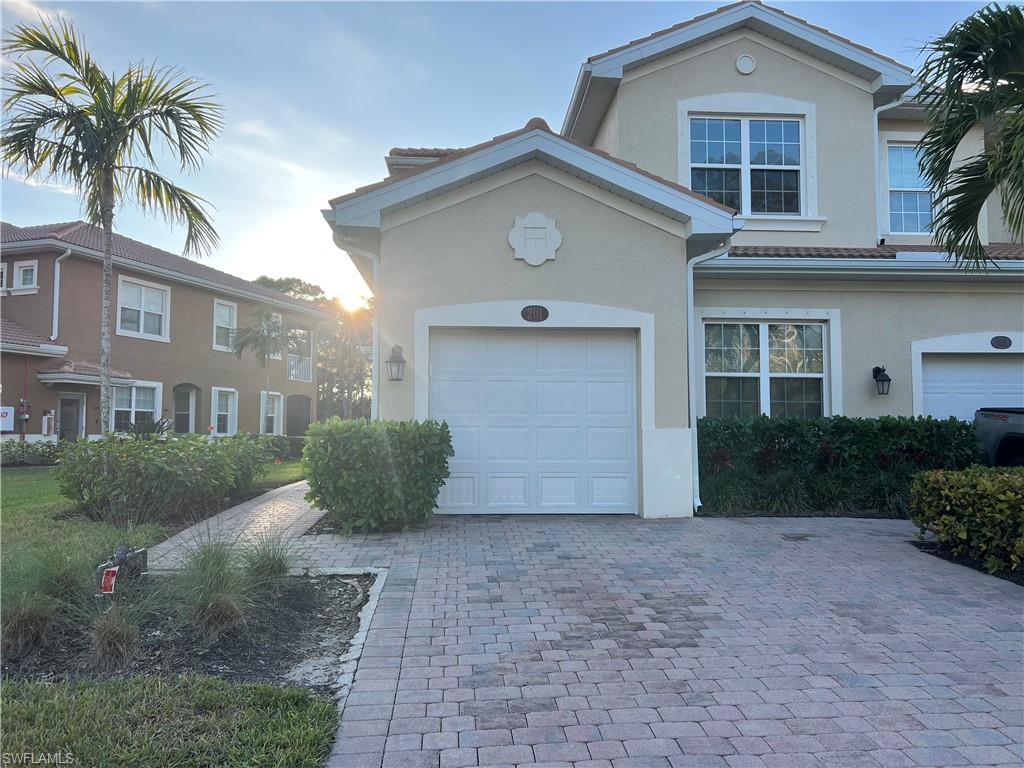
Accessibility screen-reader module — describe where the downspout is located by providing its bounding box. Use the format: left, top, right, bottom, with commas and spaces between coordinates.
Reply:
873, 94, 909, 244
686, 243, 730, 512
50, 249, 72, 340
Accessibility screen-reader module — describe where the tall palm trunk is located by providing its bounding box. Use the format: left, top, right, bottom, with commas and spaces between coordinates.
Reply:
99, 169, 115, 433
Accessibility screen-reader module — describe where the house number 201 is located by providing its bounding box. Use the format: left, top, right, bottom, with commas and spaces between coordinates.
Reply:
521, 305, 549, 322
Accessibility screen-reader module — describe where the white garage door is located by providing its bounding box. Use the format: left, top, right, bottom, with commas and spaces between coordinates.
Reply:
922, 353, 1024, 420
430, 328, 638, 514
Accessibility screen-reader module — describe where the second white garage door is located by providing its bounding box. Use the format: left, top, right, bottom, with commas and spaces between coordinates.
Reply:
430, 328, 638, 514
922, 353, 1024, 420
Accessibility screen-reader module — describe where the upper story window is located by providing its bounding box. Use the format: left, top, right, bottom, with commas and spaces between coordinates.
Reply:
213, 299, 237, 352
287, 327, 313, 382
887, 144, 932, 234
116, 276, 170, 342
14, 260, 38, 289
690, 116, 802, 216
0, 263, 7, 289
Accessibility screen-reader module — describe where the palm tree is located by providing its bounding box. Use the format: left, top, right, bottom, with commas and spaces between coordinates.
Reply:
918, 3, 1024, 269
2, 18, 222, 430
230, 305, 296, 392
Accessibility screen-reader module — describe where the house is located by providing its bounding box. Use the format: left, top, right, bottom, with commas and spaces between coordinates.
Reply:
323, 1, 1024, 518
1, 221, 328, 441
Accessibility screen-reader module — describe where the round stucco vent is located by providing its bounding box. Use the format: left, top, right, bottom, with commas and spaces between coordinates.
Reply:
991, 335, 1012, 349
736, 54, 757, 75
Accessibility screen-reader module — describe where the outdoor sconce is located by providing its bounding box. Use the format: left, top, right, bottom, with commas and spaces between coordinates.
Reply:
385, 345, 407, 382
872, 366, 892, 396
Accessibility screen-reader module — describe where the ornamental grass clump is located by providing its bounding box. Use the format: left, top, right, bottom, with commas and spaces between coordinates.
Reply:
90, 605, 138, 670
241, 533, 293, 586
178, 540, 258, 640
0, 594, 55, 656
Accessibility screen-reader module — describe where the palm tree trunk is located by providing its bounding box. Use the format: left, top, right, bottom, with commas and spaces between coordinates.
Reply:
99, 170, 115, 433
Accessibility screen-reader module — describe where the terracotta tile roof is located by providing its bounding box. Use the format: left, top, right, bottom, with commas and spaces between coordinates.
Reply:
37, 358, 134, 379
1, 318, 55, 349
331, 117, 737, 215
0, 221, 326, 315
728, 243, 1024, 260
586, 0, 911, 72
389, 147, 461, 158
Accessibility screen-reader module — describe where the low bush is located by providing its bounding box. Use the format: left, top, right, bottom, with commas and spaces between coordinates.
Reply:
0, 439, 63, 466
178, 541, 254, 640
56, 434, 271, 525
0, 593, 55, 656
90, 605, 138, 670
263, 435, 307, 460
699, 416, 978, 517
912, 466, 1024, 574
304, 418, 454, 533
241, 533, 293, 585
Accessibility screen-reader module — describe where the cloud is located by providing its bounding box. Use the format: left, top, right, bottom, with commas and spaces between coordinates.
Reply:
236, 119, 277, 143
3, 0, 66, 22
3, 170, 77, 196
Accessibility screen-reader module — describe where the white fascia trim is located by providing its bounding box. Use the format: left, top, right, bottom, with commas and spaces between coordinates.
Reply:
210, 386, 239, 436
678, 93, 819, 218
696, 256, 1024, 281
695, 306, 843, 417
911, 332, 1024, 416
0, 241, 331, 321
413, 301, 656, 432
331, 129, 737, 237
115, 274, 172, 343
2, 342, 69, 357
588, 1, 913, 85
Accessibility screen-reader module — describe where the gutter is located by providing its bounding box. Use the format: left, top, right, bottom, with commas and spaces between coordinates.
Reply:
50, 248, 72, 340
686, 243, 730, 513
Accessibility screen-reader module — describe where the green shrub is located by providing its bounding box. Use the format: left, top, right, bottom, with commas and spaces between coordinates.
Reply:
55, 434, 270, 525
698, 416, 977, 517
263, 435, 306, 459
0, 439, 63, 466
304, 418, 454, 533
912, 466, 1024, 574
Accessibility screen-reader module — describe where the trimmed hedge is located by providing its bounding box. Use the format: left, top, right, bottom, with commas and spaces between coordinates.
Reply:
56, 434, 272, 525
1, 440, 62, 466
912, 466, 1024, 574
698, 416, 978, 517
303, 418, 453, 533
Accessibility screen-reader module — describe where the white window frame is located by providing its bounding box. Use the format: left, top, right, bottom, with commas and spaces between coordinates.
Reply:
268, 312, 283, 360
883, 137, 933, 235
109, 380, 163, 432
10, 259, 39, 294
210, 386, 238, 436
212, 298, 237, 352
679, 93, 823, 231
287, 326, 313, 382
0, 263, 7, 290
259, 391, 284, 435
695, 307, 843, 418
116, 275, 171, 342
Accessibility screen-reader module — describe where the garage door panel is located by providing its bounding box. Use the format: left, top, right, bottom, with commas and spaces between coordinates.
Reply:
430, 328, 637, 514
923, 353, 1024, 421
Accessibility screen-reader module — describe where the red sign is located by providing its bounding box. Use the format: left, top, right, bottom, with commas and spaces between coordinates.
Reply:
100, 566, 120, 594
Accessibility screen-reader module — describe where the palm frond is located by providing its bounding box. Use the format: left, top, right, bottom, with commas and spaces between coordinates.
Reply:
121, 165, 218, 256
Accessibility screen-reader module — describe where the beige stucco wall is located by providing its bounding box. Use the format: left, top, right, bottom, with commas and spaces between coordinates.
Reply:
591, 30, 879, 247
694, 277, 1024, 417
375, 162, 692, 429
1, 249, 318, 435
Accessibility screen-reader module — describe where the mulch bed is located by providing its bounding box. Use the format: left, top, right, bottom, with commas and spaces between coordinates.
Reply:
2, 573, 374, 696
910, 540, 1024, 587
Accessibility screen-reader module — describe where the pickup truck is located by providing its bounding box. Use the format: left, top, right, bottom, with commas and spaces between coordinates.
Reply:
975, 408, 1024, 466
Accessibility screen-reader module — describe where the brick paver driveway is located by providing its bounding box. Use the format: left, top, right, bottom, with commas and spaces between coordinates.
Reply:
302, 509, 1023, 768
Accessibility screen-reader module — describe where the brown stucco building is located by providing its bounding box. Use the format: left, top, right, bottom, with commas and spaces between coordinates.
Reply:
1, 221, 328, 441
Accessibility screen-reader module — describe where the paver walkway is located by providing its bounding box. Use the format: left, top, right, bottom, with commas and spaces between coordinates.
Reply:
153, 485, 1024, 768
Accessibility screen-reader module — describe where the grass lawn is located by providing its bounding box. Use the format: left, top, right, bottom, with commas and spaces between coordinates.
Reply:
0, 457, 337, 767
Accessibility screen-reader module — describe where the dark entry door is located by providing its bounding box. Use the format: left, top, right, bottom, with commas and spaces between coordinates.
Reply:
58, 397, 81, 440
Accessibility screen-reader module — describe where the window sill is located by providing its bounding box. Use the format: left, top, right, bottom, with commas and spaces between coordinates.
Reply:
212, 345, 234, 353
5, 287, 39, 296
736, 216, 827, 232
116, 329, 170, 343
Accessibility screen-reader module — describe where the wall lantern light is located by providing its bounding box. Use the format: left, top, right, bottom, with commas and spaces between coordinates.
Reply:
872, 366, 892, 396
385, 345, 407, 382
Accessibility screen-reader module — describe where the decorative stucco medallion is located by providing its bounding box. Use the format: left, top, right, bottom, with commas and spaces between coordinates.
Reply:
508, 212, 562, 267
736, 54, 756, 75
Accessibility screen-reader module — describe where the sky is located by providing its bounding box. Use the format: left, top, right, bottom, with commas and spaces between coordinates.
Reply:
1, 0, 988, 309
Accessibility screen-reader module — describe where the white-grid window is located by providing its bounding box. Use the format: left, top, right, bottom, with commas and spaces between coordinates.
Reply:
287, 327, 313, 382
260, 391, 284, 435
690, 116, 803, 216
213, 299, 237, 351
117, 276, 169, 341
112, 383, 161, 431
703, 321, 826, 418
13, 260, 38, 289
210, 387, 237, 436
888, 144, 932, 233
0, 263, 6, 289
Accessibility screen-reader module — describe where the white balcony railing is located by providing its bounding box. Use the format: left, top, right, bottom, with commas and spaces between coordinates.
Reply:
287, 354, 313, 382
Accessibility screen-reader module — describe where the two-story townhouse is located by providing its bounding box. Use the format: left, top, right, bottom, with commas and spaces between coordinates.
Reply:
322, 1, 1024, 518
1, 221, 329, 441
